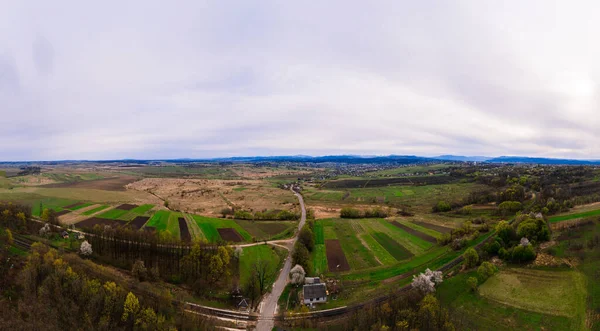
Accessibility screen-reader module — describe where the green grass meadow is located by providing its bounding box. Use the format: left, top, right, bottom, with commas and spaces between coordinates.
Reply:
437, 270, 576, 331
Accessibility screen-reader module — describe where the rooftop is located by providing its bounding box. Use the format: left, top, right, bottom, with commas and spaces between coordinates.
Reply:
303, 283, 327, 300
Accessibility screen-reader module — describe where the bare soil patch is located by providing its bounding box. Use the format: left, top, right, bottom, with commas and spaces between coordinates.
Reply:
217, 228, 243, 242
63, 202, 84, 209
178, 217, 191, 242
116, 204, 138, 211
41, 176, 139, 191
391, 221, 437, 243
412, 220, 453, 234
325, 239, 350, 272
76, 217, 127, 229
127, 216, 150, 230
55, 210, 72, 217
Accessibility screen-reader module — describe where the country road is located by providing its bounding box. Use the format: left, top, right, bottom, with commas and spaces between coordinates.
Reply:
256, 189, 307, 331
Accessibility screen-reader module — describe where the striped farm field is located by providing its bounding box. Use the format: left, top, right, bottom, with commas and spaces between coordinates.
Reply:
359, 219, 433, 254
82, 205, 110, 215
360, 233, 397, 265
549, 209, 600, 223
146, 210, 180, 239
371, 232, 414, 261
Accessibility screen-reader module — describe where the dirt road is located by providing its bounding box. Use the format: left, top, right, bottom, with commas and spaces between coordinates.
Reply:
255, 190, 306, 331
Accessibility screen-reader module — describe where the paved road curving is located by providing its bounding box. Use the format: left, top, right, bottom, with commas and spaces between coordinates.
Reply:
255, 189, 307, 331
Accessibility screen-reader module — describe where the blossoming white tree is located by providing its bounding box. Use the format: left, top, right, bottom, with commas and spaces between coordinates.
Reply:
39, 223, 51, 237
80, 240, 92, 256
290, 264, 306, 285
411, 268, 443, 294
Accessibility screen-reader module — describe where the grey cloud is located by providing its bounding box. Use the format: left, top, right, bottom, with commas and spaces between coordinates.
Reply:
1, 1, 600, 160
32, 35, 54, 76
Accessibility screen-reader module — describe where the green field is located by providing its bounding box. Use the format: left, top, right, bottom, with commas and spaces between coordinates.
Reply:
129, 204, 155, 214
397, 220, 442, 239
366, 164, 454, 177
549, 208, 600, 223
359, 219, 432, 254
319, 219, 379, 270
343, 231, 493, 282
371, 232, 413, 261
97, 208, 130, 220
234, 220, 296, 241
67, 202, 93, 211
82, 205, 110, 215
146, 210, 181, 239
313, 218, 439, 273
239, 244, 285, 286
360, 233, 397, 265
31, 197, 76, 216
437, 270, 576, 330
304, 182, 485, 213
192, 215, 252, 242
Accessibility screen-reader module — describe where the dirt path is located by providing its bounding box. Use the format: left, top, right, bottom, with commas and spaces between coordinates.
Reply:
255, 190, 306, 331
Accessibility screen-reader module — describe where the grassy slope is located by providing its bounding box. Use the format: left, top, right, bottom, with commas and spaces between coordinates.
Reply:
479, 268, 586, 320
239, 245, 284, 287
437, 271, 575, 330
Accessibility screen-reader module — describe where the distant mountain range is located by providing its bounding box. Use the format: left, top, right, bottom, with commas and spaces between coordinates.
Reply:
2, 155, 600, 165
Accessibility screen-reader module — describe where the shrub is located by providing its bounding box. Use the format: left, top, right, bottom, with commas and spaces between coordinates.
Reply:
132, 259, 148, 281
483, 240, 501, 256
510, 245, 536, 262
496, 221, 515, 244
467, 277, 478, 292
498, 201, 523, 216
340, 207, 362, 219
477, 261, 497, 281
298, 226, 314, 252
364, 207, 389, 218
463, 248, 479, 268
433, 201, 452, 213
437, 233, 452, 246
516, 217, 550, 243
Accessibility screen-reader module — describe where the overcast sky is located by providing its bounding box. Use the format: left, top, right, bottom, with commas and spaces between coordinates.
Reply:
1, 1, 599, 161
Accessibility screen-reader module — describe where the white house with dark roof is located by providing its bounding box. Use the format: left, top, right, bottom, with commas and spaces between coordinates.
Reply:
303, 283, 327, 307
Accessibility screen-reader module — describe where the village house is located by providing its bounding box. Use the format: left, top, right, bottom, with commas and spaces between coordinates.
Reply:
303, 283, 327, 307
